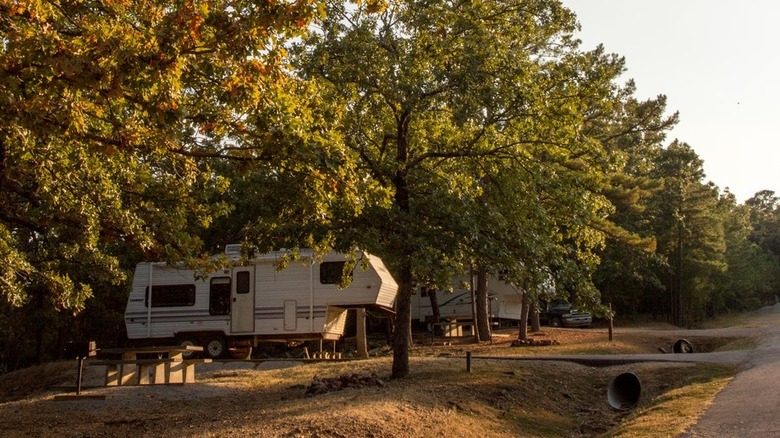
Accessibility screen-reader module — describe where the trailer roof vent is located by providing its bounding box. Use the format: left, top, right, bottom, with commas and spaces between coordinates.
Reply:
225, 244, 242, 256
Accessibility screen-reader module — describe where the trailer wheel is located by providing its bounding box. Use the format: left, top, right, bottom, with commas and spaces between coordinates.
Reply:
176, 336, 200, 359
205, 337, 227, 359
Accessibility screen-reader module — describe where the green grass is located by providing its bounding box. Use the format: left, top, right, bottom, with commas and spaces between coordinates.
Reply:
603, 363, 737, 437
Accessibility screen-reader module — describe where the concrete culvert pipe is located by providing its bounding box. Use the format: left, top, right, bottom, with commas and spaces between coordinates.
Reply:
673, 339, 694, 353
608, 372, 642, 410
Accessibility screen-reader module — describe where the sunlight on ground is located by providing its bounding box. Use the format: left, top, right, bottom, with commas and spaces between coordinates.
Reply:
607, 375, 733, 438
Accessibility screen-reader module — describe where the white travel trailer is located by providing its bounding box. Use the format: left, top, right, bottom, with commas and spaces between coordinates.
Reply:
124, 246, 398, 358
411, 273, 589, 329
410, 275, 532, 324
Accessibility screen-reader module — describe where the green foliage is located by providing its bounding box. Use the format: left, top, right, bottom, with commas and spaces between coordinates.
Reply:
597, 139, 778, 323
746, 190, 780, 259
711, 193, 778, 312
588, 84, 678, 318
294, 0, 657, 376
0, 0, 334, 369
1, 0, 774, 373
649, 142, 727, 325
0, 0, 328, 305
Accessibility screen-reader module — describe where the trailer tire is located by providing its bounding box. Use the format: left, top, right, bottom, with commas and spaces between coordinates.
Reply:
205, 336, 227, 359
176, 336, 200, 359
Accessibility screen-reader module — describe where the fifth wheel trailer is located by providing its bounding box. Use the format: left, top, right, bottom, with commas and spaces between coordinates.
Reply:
124, 246, 398, 358
411, 275, 524, 324
411, 275, 558, 325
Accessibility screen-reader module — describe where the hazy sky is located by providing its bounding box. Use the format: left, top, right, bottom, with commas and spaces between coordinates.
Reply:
562, 1, 779, 203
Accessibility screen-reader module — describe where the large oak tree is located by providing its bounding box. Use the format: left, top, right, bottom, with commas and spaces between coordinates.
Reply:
294, 0, 645, 377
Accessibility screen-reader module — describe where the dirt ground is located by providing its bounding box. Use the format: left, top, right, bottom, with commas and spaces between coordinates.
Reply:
0, 322, 761, 438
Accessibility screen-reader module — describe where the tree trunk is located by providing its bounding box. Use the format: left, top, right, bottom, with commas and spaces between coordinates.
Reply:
34, 290, 45, 364
470, 273, 480, 342
517, 288, 530, 341
391, 112, 413, 379
475, 269, 491, 341
0, 136, 6, 191
672, 221, 686, 327
356, 308, 369, 359
391, 259, 413, 379
530, 299, 541, 333
55, 312, 75, 360
427, 287, 442, 336
385, 316, 394, 345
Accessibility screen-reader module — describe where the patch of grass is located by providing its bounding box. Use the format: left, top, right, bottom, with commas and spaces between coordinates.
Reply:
700, 312, 752, 328
713, 336, 758, 352
506, 408, 576, 437
611, 316, 679, 330
7, 309, 772, 437
0, 360, 74, 403
549, 339, 657, 355
603, 363, 736, 438
688, 335, 759, 353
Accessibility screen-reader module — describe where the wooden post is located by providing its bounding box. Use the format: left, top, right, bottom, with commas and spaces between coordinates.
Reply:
75, 357, 84, 395
608, 303, 614, 342
466, 351, 472, 373
356, 308, 369, 359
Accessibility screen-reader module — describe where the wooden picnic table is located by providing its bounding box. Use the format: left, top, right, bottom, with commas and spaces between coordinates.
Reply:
89, 345, 209, 386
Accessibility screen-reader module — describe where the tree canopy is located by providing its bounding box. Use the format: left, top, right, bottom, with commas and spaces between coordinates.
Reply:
0, 0, 348, 308
0, 0, 776, 374
292, 0, 680, 377
0, 0, 361, 367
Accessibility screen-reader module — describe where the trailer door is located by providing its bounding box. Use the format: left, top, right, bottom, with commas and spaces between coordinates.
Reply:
231, 267, 255, 333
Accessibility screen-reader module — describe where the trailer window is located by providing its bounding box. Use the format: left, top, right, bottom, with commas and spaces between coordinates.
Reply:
209, 277, 231, 315
145, 284, 196, 308
236, 271, 251, 294
320, 261, 352, 285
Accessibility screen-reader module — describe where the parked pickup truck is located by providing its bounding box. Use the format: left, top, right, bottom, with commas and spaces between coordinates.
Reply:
538, 299, 592, 328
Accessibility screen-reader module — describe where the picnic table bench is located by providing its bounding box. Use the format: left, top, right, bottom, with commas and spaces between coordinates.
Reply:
429, 320, 474, 343
87, 345, 211, 386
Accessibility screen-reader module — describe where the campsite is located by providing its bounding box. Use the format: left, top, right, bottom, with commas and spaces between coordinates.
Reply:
2, 308, 773, 438
2, 2, 779, 437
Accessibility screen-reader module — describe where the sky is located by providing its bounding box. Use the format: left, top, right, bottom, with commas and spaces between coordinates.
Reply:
561, 1, 779, 203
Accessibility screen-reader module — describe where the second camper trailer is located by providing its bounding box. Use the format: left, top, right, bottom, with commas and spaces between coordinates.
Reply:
411, 275, 523, 324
